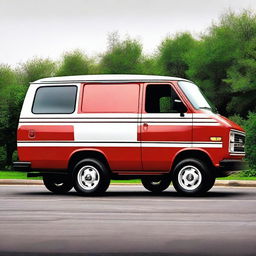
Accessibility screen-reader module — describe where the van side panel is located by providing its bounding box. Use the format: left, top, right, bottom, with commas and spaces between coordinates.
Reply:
18, 146, 141, 170
17, 83, 143, 171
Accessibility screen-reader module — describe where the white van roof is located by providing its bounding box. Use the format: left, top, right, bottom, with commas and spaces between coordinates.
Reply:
33, 74, 190, 84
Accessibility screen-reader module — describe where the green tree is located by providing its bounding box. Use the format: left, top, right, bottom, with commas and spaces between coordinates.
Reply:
158, 33, 197, 78
0, 146, 7, 168
57, 50, 93, 76
186, 10, 256, 116
186, 23, 237, 115
223, 11, 256, 116
0, 84, 27, 167
244, 112, 256, 175
0, 65, 17, 90
140, 55, 160, 75
99, 33, 143, 74
0, 65, 19, 167
18, 58, 56, 85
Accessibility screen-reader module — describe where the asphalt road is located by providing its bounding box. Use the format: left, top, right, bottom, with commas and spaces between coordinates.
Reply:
0, 185, 255, 256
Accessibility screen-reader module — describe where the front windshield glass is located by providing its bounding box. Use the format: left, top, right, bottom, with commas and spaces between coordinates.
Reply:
178, 81, 216, 112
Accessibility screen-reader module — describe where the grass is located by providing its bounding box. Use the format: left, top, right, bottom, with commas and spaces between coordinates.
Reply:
111, 179, 141, 184
0, 171, 41, 180
217, 176, 256, 180
0, 170, 255, 182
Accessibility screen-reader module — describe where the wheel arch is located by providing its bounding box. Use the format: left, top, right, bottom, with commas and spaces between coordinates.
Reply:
171, 149, 214, 173
68, 149, 110, 173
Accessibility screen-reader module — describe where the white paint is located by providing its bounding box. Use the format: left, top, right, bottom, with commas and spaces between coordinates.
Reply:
147, 123, 220, 126
74, 123, 138, 142
34, 74, 187, 83
17, 141, 222, 148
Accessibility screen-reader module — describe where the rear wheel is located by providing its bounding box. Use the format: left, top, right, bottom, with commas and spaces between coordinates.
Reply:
73, 158, 110, 196
43, 175, 73, 194
172, 158, 215, 196
141, 175, 171, 193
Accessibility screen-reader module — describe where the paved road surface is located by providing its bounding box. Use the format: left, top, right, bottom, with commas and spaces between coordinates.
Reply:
0, 185, 255, 256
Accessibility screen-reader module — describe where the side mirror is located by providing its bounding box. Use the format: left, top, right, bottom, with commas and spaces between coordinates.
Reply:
174, 99, 187, 116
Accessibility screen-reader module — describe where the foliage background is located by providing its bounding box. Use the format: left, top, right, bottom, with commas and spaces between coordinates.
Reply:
0, 10, 255, 175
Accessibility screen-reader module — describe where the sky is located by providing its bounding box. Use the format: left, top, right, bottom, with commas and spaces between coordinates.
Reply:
0, 0, 256, 67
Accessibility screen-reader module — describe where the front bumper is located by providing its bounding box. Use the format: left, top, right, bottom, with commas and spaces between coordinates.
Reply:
219, 159, 246, 171
12, 162, 31, 172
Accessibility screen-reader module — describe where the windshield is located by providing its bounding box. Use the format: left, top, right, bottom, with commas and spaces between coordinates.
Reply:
178, 81, 216, 112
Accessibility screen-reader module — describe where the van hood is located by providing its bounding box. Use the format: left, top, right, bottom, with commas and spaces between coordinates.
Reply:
217, 114, 244, 132
199, 110, 245, 132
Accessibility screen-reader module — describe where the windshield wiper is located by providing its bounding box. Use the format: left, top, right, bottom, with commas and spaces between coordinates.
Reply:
199, 107, 212, 110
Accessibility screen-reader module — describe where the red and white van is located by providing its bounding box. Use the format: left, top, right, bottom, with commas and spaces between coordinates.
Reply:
13, 75, 245, 195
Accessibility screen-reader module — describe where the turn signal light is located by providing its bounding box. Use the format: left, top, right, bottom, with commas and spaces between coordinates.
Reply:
210, 137, 222, 142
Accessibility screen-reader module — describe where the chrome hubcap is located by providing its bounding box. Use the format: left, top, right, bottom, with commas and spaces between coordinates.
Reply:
77, 165, 100, 190
178, 165, 202, 191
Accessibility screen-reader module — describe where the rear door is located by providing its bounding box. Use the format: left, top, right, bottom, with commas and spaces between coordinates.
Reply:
140, 83, 192, 172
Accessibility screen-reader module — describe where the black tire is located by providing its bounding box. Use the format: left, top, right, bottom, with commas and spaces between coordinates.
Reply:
172, 158, 215, 196
204, 174, 216, 192
141, 175, 171, 193
73, 158, 110, 196
43, 174, 73, 194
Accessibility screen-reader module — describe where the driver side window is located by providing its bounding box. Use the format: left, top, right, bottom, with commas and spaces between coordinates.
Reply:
145, 84, 181, 113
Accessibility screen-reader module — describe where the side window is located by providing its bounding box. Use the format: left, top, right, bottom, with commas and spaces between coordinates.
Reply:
82, 84, 139, 113
145, 84, 181, 113
32, 86, 77, 114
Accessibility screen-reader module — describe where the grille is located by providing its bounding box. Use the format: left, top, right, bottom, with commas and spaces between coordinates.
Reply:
234, 133, 245, 152
230, 130, 245, 153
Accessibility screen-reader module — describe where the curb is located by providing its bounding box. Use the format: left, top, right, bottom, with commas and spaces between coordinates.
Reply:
0, 179, 255, 187
214, 180, 256, 187
0, 179, 43, 185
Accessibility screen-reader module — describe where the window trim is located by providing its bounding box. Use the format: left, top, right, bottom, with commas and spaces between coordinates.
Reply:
32, 85, 78, 114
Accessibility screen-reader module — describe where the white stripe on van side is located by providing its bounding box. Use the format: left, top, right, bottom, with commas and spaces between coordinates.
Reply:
19, 117, 215, 122
19, 120, 220, 131
145, 123, 220, 126
17, 141, 222, 148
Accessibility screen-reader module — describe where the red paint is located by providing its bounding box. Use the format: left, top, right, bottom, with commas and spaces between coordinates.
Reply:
81, 83, 140, 113
18, 146, 142, 170
18, 125, 74, 141
140, 125, 192, 141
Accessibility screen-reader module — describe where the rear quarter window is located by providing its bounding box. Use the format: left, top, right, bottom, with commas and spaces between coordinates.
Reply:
32, 86, 77, 114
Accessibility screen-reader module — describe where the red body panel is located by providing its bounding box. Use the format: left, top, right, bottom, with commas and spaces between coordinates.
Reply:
18, 125, 74, 141
18, 146, 141, 170
140, 125, 192, 141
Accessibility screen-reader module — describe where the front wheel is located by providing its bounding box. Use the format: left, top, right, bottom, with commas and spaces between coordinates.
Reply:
172, 158, 215, 196
73, 158, 110, 196
43, 175, 73, 194
141, 175, 171, 193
